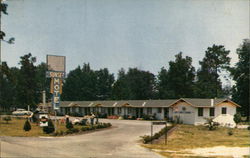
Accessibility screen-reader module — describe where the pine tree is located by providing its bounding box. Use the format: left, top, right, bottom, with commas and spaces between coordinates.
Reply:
195, 45, 231, 98
231, 39, 250, 118
43, 119, 55, 134
157, 52, 195, 99
66, 121, 73, 129
23, 119, 31, 132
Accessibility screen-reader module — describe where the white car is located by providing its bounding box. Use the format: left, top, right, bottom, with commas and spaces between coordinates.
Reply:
12, 109, 33, 116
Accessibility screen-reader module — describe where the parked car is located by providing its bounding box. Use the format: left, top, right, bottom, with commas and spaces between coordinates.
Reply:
12, 109, 33, 116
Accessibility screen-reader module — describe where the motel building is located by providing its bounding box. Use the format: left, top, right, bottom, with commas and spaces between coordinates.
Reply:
59, 98, 240, 127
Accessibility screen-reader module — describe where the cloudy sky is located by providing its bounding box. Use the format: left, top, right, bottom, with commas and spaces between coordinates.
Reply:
2, 0, 249, 76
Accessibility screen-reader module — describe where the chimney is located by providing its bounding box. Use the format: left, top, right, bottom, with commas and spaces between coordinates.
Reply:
211, 99, 214, 107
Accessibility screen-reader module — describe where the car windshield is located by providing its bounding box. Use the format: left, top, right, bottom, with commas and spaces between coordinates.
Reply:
17, 109, 25, 111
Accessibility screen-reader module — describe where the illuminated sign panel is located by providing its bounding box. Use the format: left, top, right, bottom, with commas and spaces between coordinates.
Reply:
47, 55, 65, 72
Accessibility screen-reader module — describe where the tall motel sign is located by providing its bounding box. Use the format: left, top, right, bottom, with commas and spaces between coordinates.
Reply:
46, 55, 66, 110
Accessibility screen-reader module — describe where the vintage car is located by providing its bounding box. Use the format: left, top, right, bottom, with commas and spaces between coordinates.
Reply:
12, 109, 33, 116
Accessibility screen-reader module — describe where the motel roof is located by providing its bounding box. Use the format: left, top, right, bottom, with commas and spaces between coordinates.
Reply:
59, 100, 176, 108
169, 98, 241, 107
59, 98, 240, 108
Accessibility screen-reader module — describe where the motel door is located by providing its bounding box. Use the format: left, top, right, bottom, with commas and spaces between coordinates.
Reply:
164, 108, 169, 119
108, 108, 114, 115
136, 108, 143, 118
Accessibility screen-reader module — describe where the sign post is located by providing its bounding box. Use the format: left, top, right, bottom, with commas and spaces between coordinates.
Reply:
46, 55, 66, 132
151, 121, 167, 145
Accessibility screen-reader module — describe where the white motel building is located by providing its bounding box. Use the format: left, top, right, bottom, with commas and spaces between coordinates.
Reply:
59, 98, 240, 127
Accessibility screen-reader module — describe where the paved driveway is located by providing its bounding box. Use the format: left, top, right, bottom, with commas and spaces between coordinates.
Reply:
0, 119, 164, 158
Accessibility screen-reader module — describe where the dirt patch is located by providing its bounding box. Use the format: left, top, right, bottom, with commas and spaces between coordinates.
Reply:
186, 146, 250, 157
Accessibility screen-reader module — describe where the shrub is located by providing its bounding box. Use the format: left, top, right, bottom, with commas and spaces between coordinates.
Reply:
99, 113, 107, 118
228, 129, 233, 136
104, 122, 112, 127
70, 128, 79, 133
142, 114, 151, 120
66, 121, 73, 129
23, 119, 31, 132
141, 135, 152, 144
141, 125, 174, 144
234, 113, 242, 125
53, 130, 65, 136
204, 117, 219, 130
3, 116, 11, 124
43, 119, 55, 134
80, 119, 87, 126
81, 126, 90, 131
66, 129, 74, 134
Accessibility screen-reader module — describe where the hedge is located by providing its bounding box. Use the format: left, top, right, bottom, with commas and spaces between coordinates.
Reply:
52, 122, 112, 136
141, 125, 175, 144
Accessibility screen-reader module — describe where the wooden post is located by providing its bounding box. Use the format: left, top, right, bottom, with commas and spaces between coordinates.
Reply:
54, 110, 57, 132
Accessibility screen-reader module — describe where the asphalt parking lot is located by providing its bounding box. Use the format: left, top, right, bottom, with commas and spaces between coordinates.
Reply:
0, 119, 164, 158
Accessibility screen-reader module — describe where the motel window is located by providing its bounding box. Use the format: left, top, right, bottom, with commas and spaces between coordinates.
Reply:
79, 108, 83, 114
198, 108, 203, 117
209, 108, 215, 117
222, 107, 227, 114
147, 108, 152, 114
101, 107, 105, 113
128, 108, 132, 114
157, 108, 162, 113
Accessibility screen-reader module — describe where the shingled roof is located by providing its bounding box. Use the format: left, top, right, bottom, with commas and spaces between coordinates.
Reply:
60, 100, 176, 108
170, 98, 240, 107
59, 98, 240, 108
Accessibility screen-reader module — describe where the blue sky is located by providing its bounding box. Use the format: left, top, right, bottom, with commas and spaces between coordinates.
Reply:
2, 0, 249, 76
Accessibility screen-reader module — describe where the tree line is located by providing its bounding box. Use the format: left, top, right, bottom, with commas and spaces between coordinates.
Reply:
0, 41, 249, 117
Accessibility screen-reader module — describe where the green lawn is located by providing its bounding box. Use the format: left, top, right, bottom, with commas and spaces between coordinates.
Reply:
0, 116, 82, 137
143, 124, 250, 157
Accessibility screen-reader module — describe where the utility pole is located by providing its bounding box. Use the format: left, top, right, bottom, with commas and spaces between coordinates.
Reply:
42, 90, 46, 111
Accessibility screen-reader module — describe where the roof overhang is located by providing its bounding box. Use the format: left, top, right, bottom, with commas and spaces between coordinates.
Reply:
216, 99, 241, 107
169, 98, 195, 107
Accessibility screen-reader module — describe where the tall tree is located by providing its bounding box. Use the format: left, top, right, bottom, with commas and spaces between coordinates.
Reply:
195, 45, 231, 98
61, 66, 82, 101
0, 62, 16, 111
95, 68, 114, 100
157, 52, 195, 99
112, 68, 156, 100
112, 68, 129, 100
16, 53, 38, 108
62, 63, 98, 101
35, 63, 50, 103
126, 68, 155, 100
157, 67, 168, 99
231, 39, 250, 117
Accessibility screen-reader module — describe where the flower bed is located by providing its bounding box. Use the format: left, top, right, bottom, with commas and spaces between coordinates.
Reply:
52, 122, 112, 136
107, 115, 119, 119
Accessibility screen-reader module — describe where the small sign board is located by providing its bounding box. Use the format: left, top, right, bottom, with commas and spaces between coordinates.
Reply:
152, 121, 166, 125
39, 114, 48, 127
46, 71, 65, 78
